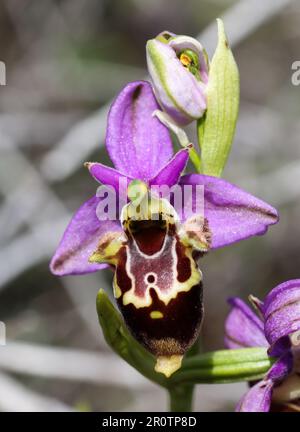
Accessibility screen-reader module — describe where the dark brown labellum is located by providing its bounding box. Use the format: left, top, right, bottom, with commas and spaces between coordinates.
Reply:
90, 196, 210, 377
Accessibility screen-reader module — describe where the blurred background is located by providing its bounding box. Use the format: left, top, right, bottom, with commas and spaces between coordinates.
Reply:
0, 0, 299, 412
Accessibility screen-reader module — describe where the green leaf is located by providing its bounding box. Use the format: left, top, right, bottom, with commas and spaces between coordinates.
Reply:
198, 19, 240, 177
169, 348, 273, 385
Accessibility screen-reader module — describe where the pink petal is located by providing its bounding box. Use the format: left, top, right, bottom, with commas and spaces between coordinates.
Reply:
106, 81, 173, 180
50, 196, 122, 276
179, 174, 278, 249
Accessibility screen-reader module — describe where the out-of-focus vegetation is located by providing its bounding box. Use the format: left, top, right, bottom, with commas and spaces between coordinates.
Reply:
0, 0, 299, 411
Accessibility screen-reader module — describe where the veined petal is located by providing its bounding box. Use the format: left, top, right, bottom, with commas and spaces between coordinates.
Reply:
179, 174, 278, 249
50, 196, 122, 276
236, 380, 273, 412
85, 162, 132, 191
225, 298, 268, 349
149, 148, 189, 188
106, 80, 173, 180
263, 280, 300, 352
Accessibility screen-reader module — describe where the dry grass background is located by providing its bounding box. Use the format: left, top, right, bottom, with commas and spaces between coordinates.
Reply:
0, 0, 299, 411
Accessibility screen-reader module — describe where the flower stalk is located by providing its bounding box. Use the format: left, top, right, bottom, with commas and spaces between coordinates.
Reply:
169, 384, 194, 412
153, 109, 202, 172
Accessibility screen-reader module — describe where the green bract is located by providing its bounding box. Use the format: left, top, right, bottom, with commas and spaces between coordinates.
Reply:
198, 19, 240, 177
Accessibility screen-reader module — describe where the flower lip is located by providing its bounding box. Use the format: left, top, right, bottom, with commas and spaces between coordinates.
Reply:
121, 193, 179, 256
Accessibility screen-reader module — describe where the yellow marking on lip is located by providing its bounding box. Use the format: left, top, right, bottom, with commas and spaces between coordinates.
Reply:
155, 355, 183, 378
89, 232, 125, 266
122, 238, 202, 309
150, 311, 163, 319
113, 278, 122, 299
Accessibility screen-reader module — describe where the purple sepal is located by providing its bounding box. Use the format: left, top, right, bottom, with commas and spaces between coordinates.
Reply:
86, 162, 132, 191
224, 298, 268, 349
263, 279, 300, 353
149, 148, 189, 188
179, 174, 279, 249
267, 352, 293, 382
236, 380, 273, 412
50, 196, 121, 276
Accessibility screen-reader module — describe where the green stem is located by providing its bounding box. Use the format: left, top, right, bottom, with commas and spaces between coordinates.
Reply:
169, 384, 194, 412
168, 335, 201, 411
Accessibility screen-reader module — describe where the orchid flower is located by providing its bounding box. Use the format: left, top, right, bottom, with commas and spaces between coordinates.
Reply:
50, 80, 278, 377
225, 280, 300, 412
